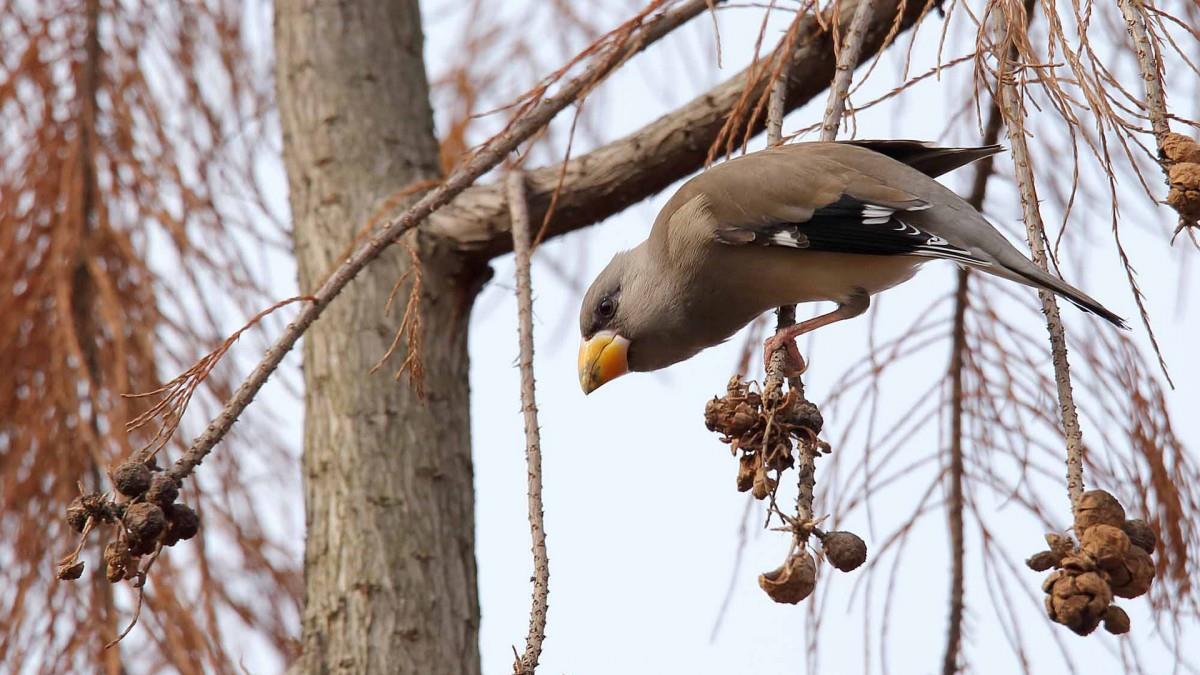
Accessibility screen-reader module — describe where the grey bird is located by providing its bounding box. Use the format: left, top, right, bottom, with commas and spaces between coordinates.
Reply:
578, 139, 1127, 394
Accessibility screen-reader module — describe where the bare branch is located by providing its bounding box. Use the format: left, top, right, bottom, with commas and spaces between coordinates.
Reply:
943, 102, 1005, 675
164, 0, 718, 484
818, 0, 876, 142
427, 0, 929, 260
993, 4, 1087, 508
508, 172, 550, 675
1116, 0, 1170, 145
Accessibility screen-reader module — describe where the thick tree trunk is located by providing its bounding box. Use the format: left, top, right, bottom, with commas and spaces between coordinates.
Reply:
275, 1, 481, 673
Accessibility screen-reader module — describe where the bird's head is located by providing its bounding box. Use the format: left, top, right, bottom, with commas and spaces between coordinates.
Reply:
577, 246, 673, 394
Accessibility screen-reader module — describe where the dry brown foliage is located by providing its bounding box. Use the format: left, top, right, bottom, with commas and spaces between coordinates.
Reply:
1, 1, 300, 671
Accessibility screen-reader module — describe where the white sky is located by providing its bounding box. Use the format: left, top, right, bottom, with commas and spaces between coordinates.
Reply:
221, 1, 1200, 673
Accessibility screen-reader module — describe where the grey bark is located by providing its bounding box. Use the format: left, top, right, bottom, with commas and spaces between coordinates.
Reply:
275, 1, 481, 673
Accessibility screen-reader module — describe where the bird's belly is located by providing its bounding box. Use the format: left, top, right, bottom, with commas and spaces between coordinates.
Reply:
720, 249, 924, 308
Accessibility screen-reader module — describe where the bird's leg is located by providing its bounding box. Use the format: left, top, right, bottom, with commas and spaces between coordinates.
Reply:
763, 292, 870, 376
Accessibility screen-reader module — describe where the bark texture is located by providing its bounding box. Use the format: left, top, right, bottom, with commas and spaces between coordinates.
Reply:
276, 1, 480, 673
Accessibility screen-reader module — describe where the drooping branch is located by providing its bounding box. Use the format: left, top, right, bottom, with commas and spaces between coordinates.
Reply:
942, 103, 1005, 675
427, 0, 929, 260
992, 4, 1086, 508
508, 172, 550, 675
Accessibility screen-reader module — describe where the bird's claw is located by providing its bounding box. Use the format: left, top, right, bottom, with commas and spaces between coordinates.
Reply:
763, 335, 807, 378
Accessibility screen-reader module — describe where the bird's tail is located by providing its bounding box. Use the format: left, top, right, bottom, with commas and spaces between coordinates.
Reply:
1008, 266, 1129, 329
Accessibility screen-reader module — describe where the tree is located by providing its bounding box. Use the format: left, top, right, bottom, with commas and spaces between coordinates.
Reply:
5, 0, 1199, 673
275, 0, 479, 671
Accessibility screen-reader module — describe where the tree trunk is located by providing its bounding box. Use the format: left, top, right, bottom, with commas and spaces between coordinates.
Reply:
275, 1, 481, 673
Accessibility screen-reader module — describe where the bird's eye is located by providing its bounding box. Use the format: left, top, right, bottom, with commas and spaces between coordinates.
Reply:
596, 297, 616, 320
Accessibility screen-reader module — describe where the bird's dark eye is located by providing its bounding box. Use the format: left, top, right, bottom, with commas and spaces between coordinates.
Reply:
596, 297, 616, 320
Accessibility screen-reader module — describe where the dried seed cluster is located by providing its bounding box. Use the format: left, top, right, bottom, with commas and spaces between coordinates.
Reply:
57, 457, 200, 583
705, 376, 823, 500
1026, 490, 1157, 636
1163, 132, 1200, 223
707, 377, 866, 604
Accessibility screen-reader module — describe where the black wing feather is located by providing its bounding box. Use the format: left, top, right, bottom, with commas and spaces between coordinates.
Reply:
720, 195, 991, 266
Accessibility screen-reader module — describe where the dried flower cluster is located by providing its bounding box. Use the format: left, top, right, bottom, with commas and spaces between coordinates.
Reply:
57, 457, 199, 588
1162, 133, 1200, 224
705, 377, 824, 500
706, 376, 867, 604
1026, 490, 1157, 636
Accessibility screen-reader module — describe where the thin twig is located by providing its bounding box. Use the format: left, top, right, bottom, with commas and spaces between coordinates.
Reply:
164, 0, 718, 485
508, 172, 550, 675
818, 0, 876, 142
1115, 0, 1170, 146
942, 101, 1005, 675
993, 6, 1087, 509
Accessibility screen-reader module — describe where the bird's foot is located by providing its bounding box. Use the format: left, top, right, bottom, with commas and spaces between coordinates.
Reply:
763, 334, 807, 378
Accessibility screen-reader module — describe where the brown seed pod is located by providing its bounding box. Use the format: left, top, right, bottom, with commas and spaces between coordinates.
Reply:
112, 461, 153, 498
1061, 554, 1096, 574
145, 474, 180, 507
103, 541, 133, 583
1167, 163, 1200, 221
1121, 519, 1157, 555
759, 550, 817, 604
124, 502, 166, 546
751, 465, 776, 501
822, 531, 867, 572
1081, 524, 1131, 569
728, 403, 758, 437
1074, 490, 1125, 533
1162, 133, 1200, 164
1110, 546, 1155, 599
1102, 605, 1131, 635
1026, 550, 1060, 572
1047, 570, 1113, 636
163, 503, 201, 545
736, 454, 756, 492
56, 560, 85, 580
66, 498, 91, 533
1045, 533, 1076, 559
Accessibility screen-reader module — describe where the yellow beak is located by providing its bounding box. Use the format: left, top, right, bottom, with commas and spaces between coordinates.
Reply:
578, 331, 630, 394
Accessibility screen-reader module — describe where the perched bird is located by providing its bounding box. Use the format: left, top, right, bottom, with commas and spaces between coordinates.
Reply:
578, 139, 1126, 394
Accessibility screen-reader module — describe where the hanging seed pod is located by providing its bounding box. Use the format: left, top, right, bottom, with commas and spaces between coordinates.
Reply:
751, 464, 776, 500
822, 531, 867, 572
124, 502, 166, 547
1102, 605, 1131, 635
163, 503, 200, 545
1074, 490, 1125, 532
145, 474, 180, 507
759, 550, 817, 604
1046, 571, 1113, 636
736, 454, 756, 493
56, 560, 85, 580
104, 541, 133, 583
1109, 546, 1155, 599
1162, 132, 1200, 164
1080, 524, 1131, 568
1026, 550, 1060, 572
1121, 519, 1157, 554
112, 461, 153, 498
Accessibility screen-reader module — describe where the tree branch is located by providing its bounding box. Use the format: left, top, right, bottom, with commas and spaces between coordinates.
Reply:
427, 0, 929, 260
165, 0, 718, 484
942, 102, 1005, 675
993, 5, 1086, 508
508, 172, 550, 675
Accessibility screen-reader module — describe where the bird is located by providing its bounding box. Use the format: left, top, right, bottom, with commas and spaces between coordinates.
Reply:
577, 139, 1127, 394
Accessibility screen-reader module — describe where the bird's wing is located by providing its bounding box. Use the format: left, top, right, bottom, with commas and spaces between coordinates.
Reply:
683, 148, 991, 266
